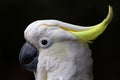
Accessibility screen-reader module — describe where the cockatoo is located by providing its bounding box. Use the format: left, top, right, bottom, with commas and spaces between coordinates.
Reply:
19, 6, 113, 80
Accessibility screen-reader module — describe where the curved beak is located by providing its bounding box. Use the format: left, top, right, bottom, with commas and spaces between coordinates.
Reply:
19, 42, 38, 72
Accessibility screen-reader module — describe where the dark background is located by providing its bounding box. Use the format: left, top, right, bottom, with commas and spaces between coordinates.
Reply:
0, 0, 120, 80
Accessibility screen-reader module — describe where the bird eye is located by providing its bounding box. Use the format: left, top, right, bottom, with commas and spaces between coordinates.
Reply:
39, 38, 52, 48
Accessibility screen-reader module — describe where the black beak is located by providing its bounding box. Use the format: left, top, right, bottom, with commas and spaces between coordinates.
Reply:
19, 42, 38, 72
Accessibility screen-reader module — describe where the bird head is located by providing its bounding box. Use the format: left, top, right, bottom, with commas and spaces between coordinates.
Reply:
19, 6, 113, 80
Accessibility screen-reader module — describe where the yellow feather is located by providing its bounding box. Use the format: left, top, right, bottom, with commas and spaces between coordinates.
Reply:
69, 6, 113, 42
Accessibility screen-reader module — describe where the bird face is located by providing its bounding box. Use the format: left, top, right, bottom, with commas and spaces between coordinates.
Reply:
19, 21, 93, 80
19, 22, 77, 72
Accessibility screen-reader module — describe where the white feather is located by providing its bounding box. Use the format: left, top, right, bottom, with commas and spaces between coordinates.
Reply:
25, 20, 93, 80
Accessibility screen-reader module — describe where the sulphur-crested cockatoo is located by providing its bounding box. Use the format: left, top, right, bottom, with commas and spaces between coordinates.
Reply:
19, 6, 113, 80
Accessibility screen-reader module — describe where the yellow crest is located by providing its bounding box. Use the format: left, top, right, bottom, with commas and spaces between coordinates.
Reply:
68, 6, 113, 42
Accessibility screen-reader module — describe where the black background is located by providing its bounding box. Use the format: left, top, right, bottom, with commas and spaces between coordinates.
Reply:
0, 0, 120, 80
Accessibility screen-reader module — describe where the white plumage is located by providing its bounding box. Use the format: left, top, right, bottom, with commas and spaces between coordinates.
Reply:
21, 6, 113, 80
24, 20, 93, 80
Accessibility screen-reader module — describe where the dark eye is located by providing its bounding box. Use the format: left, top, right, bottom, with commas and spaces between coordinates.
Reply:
41, 40, 48, 45
39, 38, 52, 48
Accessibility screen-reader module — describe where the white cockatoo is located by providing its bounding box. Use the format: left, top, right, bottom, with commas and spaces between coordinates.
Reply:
19, 6, 113, 80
